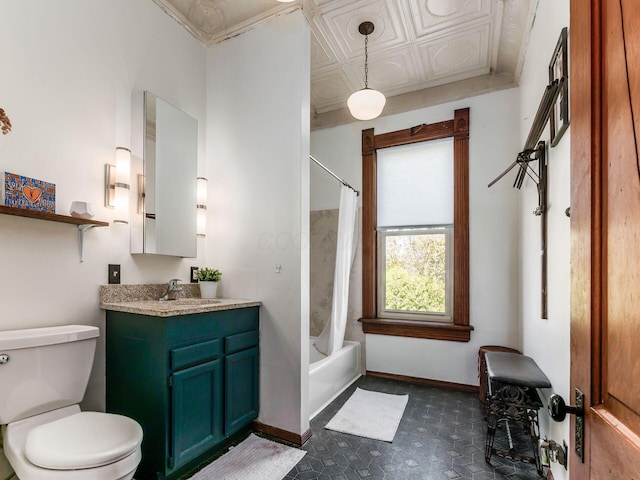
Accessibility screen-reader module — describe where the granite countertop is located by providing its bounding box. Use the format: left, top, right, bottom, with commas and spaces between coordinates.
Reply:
99, 284, 260, 317
100, 298, 261, 317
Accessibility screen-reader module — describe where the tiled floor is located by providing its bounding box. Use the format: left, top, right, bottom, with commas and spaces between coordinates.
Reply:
285, 375, 542, 480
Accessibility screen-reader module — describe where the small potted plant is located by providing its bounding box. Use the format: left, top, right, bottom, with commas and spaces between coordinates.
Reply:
196, 267, 222, 299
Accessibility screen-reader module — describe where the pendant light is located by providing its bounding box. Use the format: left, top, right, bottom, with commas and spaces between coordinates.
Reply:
348, 21, 386, 121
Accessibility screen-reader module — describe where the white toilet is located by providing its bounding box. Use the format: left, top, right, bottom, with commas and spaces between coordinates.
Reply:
0, 325, 143, 480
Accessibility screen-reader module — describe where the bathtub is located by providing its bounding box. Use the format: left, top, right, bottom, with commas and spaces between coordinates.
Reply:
309, 337, 361, 419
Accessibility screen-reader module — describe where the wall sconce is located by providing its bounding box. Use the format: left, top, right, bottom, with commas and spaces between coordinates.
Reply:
196, 176, 208, 237
105, 147, 131, 224
137, 174, 145, 215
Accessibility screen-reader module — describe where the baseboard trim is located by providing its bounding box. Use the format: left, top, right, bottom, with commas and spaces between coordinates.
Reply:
252, 420, 312, 446
366, 370, 479, 393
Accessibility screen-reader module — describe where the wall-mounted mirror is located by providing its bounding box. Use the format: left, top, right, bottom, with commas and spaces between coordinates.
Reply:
131, 91, 197, 257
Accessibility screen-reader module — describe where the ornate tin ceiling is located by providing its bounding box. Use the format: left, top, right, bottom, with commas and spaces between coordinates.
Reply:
153, 0, 536, 128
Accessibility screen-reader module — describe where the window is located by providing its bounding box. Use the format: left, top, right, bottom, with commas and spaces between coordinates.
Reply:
378, 226, 453, 320
376, 137, 454, 321
359, 108, 472, 342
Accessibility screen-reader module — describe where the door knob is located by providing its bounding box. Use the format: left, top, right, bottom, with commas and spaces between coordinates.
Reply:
548, 394, 584, 422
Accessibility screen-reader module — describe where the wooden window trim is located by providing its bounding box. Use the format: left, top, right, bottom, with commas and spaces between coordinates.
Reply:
359, 108, 473, 342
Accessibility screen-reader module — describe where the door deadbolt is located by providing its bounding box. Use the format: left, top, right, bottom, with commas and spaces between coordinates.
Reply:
548, 393, 584, 422
0, 353, 9, 364
548, 389, 585, 463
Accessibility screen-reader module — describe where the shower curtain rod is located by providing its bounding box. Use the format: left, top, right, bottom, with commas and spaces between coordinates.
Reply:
309, 155, 359, 195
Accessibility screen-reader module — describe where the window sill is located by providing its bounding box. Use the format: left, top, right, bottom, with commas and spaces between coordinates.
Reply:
359, 317, 473, 342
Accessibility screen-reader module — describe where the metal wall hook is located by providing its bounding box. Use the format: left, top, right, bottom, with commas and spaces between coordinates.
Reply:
410, 124, 426, 136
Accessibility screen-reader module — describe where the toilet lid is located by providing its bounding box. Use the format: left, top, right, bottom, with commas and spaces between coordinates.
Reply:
24, 412, 143, 470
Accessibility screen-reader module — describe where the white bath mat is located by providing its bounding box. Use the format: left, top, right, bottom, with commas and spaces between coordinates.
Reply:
324, 387, 409, 442
187, 433, 306, 480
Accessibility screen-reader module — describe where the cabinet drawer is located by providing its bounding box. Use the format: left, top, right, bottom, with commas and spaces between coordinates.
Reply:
171, 339, 221, 370
225, 330, 258, 354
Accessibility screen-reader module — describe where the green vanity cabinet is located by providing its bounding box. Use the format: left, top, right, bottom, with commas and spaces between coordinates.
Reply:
170, 357, 223, 470
105, 306, 259, 480
225, 345, 259, 435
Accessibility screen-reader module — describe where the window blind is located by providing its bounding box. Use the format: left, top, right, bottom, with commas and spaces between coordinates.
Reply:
377, 138, 453, 228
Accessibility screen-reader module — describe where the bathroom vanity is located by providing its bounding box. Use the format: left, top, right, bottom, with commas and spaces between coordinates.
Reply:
102, 298, 260, 480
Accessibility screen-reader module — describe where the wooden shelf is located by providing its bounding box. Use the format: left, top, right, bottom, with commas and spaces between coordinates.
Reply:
0, 205, 109, 262
0, 205, 109, 227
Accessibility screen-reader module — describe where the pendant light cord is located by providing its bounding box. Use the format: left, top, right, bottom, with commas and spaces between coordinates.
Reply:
364, 34, 369, 88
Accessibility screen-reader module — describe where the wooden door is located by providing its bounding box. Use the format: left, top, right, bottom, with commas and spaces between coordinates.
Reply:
571, 0, 640, 477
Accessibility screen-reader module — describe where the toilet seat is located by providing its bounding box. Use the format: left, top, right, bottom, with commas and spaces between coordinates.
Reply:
24, 411, 143, 469
3, 405, 142, 480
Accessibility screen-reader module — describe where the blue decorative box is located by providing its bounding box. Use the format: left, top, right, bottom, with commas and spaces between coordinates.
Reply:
2, 172, 56, 213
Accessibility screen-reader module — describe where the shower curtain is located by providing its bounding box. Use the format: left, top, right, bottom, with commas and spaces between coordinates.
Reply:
315, 184, 359, 356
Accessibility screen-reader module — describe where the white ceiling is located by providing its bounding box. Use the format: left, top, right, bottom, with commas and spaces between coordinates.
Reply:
153, 0, 536, 129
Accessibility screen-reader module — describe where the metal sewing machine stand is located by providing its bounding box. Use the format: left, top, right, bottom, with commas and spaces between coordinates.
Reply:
483, 352, 552, 477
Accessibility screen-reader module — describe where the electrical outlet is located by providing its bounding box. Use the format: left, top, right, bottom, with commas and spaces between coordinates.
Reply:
190, 266, 199, 283
108, 264, 121, 284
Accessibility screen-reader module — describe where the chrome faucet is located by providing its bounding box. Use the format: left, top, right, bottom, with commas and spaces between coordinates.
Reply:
159, 278, 183, 301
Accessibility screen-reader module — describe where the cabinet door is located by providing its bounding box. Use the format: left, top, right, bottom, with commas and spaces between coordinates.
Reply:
170, 359, 223, 471
224, 347, 259, 436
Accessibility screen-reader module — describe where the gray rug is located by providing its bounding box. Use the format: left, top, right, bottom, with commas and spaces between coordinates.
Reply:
324, 387, 409, 442
188, 434, 306, 480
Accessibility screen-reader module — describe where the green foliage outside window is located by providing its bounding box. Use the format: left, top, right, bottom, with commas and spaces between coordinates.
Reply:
384, 232, 446, 313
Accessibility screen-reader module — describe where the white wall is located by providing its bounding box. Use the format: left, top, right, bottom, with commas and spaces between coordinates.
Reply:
0, 0, 207, 402
0, 1, 206, 476
518, 0, 571, 478
206, 11, 311, 436
311, 88, 523, 386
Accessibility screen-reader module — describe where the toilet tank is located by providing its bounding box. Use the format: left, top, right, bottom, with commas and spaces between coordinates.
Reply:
0, 325, 99, 424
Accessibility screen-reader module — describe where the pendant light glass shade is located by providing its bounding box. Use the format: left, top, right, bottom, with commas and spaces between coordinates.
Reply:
348, 21, 386, 121
347, 87, 386, 120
